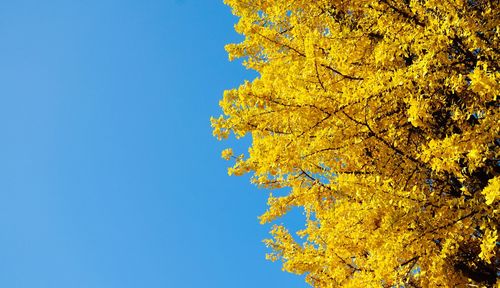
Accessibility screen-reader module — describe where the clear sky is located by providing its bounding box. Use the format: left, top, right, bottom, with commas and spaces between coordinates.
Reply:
0, 0, 308, 287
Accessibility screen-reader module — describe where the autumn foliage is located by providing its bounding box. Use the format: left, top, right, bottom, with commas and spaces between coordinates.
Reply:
212, 0, 499, 286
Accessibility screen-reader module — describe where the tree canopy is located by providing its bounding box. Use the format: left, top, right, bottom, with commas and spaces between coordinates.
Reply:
212, 0, 499, 286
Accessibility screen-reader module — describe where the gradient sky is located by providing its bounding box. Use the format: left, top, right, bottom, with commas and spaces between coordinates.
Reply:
0, 0, 308, 287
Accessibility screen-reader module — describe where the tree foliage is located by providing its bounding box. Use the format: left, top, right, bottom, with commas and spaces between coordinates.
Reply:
212, 0, 499, 286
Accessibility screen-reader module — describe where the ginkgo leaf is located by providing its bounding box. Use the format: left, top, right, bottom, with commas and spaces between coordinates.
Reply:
214, 0, 499, 286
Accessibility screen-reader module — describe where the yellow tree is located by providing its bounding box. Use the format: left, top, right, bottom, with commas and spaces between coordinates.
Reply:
212, 0, 499, 286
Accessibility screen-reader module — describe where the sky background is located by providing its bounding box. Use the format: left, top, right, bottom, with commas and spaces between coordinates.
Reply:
0, 1, 308, 287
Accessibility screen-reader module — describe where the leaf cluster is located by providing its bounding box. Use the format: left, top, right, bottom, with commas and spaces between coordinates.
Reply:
213, 0, 499, 286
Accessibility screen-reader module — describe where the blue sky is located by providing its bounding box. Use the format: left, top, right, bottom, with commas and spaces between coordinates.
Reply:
0, 1, 307, 287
